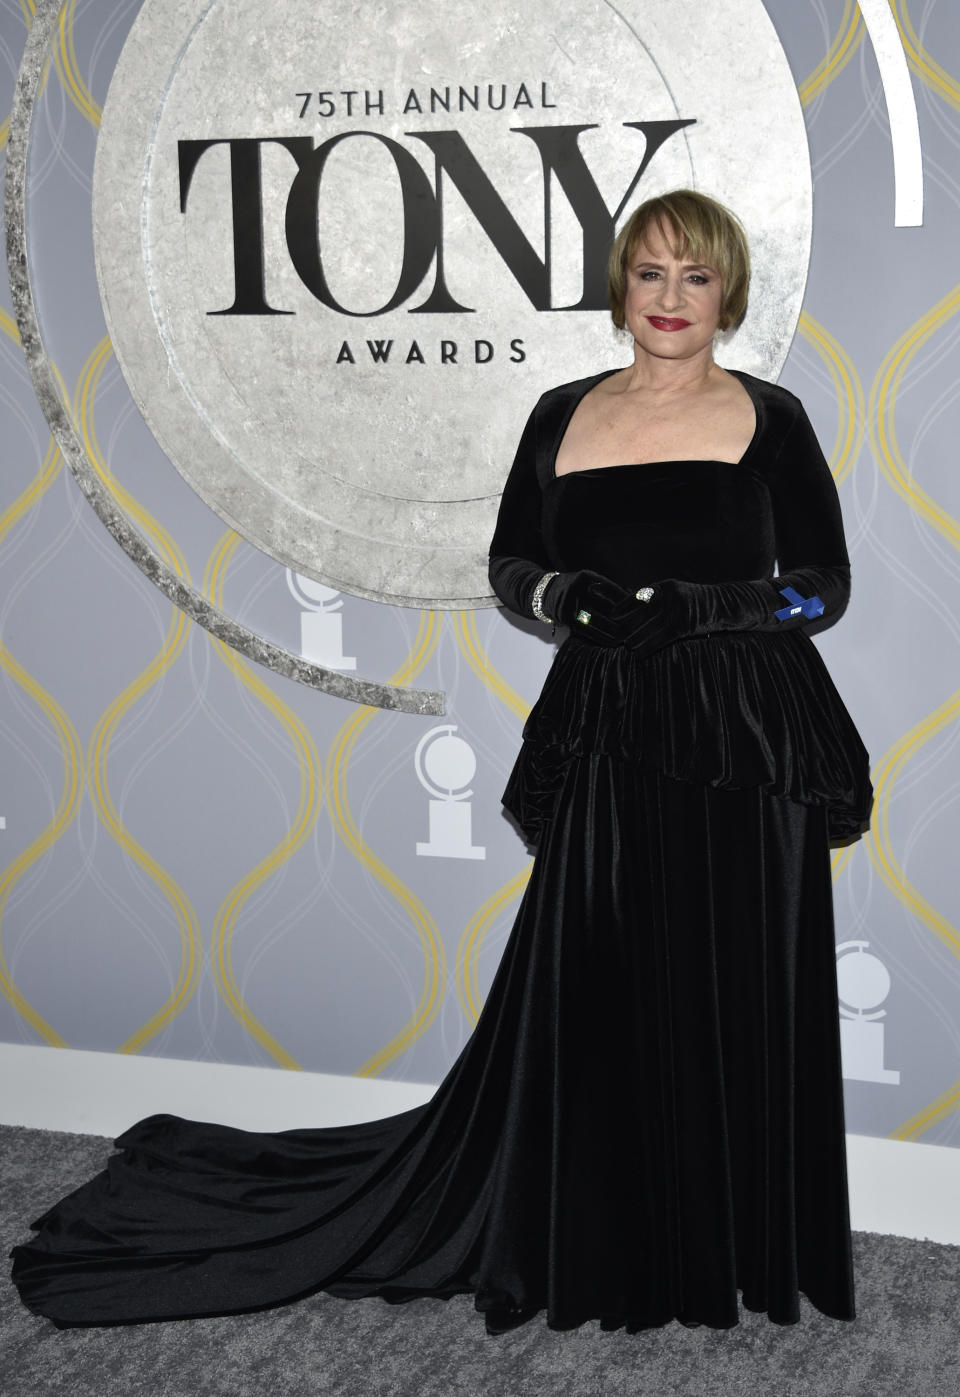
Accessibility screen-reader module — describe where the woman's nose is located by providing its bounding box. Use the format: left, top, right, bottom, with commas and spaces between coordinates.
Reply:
658, 275, 685, 309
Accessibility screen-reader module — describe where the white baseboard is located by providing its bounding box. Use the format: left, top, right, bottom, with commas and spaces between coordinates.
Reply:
844, 1133, 960, 1245
0, 1043, 435, 1135
1, 1043, 958, 1245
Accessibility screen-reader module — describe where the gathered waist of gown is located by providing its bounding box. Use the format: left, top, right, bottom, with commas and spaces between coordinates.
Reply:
502, 629, 873, 843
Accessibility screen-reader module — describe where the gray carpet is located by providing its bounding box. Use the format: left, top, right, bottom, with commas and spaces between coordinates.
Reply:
2, 1126, 958, 1396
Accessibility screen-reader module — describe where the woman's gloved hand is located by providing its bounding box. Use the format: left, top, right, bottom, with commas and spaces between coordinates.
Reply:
611, 581, 688, 654
542, 570, 635, 646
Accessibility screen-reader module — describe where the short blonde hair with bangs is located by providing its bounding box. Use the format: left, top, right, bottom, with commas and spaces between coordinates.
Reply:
608, 189, 751, 333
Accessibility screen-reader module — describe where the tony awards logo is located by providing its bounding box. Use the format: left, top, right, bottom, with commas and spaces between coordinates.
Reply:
286, 570, 356, 670
414, 726, 486, 861
177, 119, 693, 323
836, 941, 901, 1086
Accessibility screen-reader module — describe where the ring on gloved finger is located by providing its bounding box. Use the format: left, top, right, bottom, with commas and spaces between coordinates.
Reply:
635, 587, 655, 603
576, 609, 591, 626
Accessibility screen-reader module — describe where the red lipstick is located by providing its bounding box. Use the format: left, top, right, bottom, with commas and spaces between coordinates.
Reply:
647, 316, 691, 331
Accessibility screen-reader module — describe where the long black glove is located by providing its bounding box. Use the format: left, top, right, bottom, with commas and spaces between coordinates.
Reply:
613, 563, 850, 656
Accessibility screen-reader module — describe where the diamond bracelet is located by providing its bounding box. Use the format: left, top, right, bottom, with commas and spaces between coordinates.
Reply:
531, 571, 560, 625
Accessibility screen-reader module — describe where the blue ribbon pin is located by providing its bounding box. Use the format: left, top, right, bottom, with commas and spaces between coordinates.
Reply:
775, 585, 825, 621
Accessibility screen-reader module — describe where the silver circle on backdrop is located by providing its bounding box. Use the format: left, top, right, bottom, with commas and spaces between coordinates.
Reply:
6, 0, 444, 715
92, 0, 813, 610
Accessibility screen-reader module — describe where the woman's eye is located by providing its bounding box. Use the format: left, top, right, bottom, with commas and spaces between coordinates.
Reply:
688, 273, 709, 284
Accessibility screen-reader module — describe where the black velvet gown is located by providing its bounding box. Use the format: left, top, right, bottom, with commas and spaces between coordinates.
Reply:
11, 369, 872, 1332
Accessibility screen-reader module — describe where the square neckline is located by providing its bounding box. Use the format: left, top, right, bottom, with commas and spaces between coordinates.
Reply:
550, 368, 762, 480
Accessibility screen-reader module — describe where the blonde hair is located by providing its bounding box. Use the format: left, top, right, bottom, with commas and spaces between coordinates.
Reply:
608, 189, 750, 333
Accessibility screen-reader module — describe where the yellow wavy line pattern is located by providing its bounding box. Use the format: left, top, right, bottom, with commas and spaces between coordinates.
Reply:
206, 530, 324, 1070
325, 612, 445, 1077
0, 645, 81, 1047
456, 861, 532, 1026
0, 310, 66, 532
797, 311, 866, 488
892, 0, 960, 112
798, 0, 865, 107
891, 1077, 960, 1142
870, 685, 960, 1142
869, 283, 960, 549
449, 610, 538, 1016
52, 0, 100, 129
75, 337, 202, 1053
0, 0, 103, 1057
0, 426, 62, 534
867, 284, 960, 1139
868, 689, 960, 961
451, 609, 531, 722
0, 301, 78, 1045
76, 338, 194, 570
1, 0, 97, 155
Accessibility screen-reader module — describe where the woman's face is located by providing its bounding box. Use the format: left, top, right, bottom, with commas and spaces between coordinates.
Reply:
622, 220, 723, 366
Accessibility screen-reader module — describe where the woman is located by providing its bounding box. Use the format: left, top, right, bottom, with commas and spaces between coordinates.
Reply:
11, 191, 870, 1334
486, 189, 872, 1328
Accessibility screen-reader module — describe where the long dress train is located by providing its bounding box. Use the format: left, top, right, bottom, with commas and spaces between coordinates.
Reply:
11, 759, 853, 1330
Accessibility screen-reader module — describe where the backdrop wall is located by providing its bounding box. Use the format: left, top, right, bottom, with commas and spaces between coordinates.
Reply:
1, 0, 959, 1150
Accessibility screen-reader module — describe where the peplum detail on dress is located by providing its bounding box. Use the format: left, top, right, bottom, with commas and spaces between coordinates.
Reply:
503, 628, 872, 844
